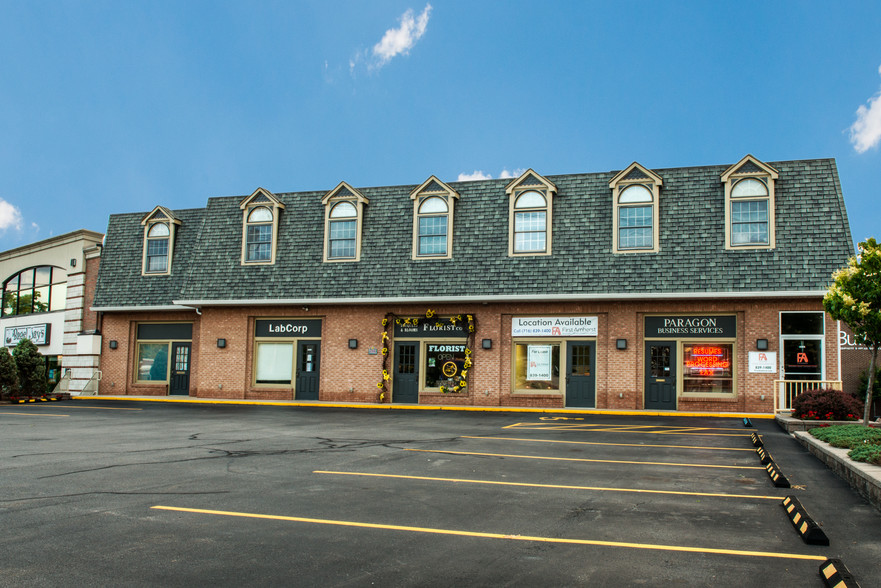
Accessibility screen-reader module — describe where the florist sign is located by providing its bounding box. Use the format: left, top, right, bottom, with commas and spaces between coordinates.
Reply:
5, 323, 50, 347
512, 316, 598, 338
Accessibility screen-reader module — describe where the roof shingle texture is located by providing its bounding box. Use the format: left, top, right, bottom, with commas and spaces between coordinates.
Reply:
93, 158, 854, 308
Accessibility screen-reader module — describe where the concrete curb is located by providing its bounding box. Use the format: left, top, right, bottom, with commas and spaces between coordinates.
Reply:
792, 431, 881, 514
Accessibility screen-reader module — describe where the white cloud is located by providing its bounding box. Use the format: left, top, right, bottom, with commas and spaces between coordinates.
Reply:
350, 4, 431, 73
0, 198, 23, 232
499, 168, 526, 179
849, 64, 881, 153
457, 170, 492, 181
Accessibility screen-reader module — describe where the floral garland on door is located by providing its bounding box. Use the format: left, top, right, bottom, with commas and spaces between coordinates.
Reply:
377, 309, 476, 401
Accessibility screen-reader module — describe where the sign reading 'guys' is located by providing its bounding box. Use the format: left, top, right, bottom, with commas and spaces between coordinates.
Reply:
512, 316, 598, 338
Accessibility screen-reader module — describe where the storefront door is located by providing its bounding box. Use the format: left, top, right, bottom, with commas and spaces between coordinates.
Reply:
295, 341, 320, 400
393, 342, 419, 403
782, 339, 823, 381
566, 342, 596, 407
645, 341, 676, 409
169, 342, 191, 396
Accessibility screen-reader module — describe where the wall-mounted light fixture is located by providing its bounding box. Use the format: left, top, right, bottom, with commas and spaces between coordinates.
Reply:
756, 339, 768, 351
217, 338, 226, 348
70, 258, 77, 268
616, 339, 627, 350
482, 339, 492, 350
108, 340, 118, 350
302, 306, 310, 312
349, 339, 358, 349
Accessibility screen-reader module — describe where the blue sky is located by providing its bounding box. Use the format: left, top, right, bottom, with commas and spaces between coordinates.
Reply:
1, 1, 879, 251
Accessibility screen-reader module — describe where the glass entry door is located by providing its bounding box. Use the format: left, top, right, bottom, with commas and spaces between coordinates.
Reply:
645, 341, 676, 410
782, 339, 823, 381
393, 342, 419, 403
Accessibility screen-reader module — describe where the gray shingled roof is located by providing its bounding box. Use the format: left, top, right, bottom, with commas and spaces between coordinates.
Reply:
93, 158, 854, 309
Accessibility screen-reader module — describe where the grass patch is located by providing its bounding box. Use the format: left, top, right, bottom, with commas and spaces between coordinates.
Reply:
809, 424, 881, 465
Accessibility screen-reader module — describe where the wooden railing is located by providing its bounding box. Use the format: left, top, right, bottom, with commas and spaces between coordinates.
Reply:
774, 379, 843, 413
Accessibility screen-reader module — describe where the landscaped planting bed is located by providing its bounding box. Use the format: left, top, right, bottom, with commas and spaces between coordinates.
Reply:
809, 424, 881, 465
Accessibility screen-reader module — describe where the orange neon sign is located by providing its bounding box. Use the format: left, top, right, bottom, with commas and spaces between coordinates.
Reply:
685, 346, 730, 376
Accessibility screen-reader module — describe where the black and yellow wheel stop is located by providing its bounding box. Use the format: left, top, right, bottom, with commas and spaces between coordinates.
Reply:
781, 496, 829, 545
751, 432, 763, 447
819, 558, 861, 587
756, 445, 772, 465
765, 460, 790, 488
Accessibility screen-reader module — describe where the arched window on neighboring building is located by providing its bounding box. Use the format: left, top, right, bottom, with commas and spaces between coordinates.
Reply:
2, 266, 67, 317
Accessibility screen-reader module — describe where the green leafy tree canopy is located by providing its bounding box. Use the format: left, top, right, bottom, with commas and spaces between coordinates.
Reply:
824, 237, 881, 423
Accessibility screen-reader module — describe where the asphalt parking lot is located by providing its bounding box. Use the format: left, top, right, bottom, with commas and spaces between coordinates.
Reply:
2, 400, 880, 587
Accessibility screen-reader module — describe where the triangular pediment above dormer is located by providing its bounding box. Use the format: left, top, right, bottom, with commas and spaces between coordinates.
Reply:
240, 187, 284, 210
721, 154, 778, 182
410, 176, 459, 200
505, 169, 556, 195
609, 162, 663, 188
141, 205, 180, 226
321, 181, 368, 205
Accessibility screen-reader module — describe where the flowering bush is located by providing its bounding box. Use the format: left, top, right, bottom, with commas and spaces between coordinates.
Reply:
792, 388, 864, 421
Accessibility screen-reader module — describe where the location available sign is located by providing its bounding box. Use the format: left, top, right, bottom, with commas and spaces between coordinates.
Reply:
512, 316, 598, 338
5, 323, 50, 347
748, 351, 777, 373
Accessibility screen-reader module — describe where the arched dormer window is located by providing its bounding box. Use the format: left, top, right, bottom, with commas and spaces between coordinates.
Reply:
410, 176, 459, 259
240, 188, 284, 265
141, 206, 180, 275
609, 163, 663, 254
322, 182, 369, 262
721, 155, 778, 249
506, 170, 556, 256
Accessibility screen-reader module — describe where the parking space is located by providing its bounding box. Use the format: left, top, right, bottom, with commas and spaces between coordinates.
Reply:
2, 401, 879, 586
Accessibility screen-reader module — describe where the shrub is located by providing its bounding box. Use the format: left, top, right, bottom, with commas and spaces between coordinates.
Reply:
792, 388, 864, 421
0, 347, 18, 399
809, 424, 881, 448
12, 339, 46, 396
857, 366, 881, 399
848, 444, 881, 465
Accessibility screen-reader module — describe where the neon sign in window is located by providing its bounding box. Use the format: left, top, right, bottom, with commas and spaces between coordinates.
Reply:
683, 343, 733, 394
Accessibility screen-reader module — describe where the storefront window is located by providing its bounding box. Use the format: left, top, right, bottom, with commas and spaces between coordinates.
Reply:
682, 343, 733, 394
424, 344, 467, 389
137, 343, 169, 382
255, 342, 294, 385
514, 343, 560, 391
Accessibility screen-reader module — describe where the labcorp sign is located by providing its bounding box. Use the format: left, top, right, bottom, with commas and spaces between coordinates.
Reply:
512, 316, 598, 338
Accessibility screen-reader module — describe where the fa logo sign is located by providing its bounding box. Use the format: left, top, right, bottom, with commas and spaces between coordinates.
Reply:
552, 327, 561, 336
758, 353, 767, 361
797, 352, 809, 363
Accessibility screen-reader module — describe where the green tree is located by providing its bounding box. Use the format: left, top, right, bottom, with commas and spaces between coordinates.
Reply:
824, 237, 881, 423
0, 347, 18, 398
12, 339, 46, 396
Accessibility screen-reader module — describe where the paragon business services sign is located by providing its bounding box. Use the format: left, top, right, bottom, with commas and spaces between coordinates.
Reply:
512, 316, 598, 338
645, 315, 736, 338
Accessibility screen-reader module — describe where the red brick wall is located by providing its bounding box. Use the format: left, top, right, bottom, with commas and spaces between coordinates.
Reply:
82, 256, 100, 333
96, 297, 836, 413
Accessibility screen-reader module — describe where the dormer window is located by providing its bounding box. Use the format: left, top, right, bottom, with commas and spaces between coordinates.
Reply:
721, 155, 778, 250
410, 176, 459, 259
240, 188, 284, 265
322, 182, 369, 262
609, 163, 662, 254
141, 206, 180, 276
506, 170, 556, 256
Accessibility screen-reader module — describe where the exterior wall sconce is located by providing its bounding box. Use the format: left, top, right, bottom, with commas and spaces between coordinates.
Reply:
217, 338, 226, 348
482, 339, 492, 350
349, 339, 358, 349
616, 339, 627, 350
756, 339, 769, 350
108, 340, 118, 350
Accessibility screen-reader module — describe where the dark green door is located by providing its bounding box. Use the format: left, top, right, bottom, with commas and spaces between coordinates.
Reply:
645, 341, 676, 409
169, 342, 191, 396
566, 342, 596, 407
295, 341, 320, 400
393, 342, 419, 403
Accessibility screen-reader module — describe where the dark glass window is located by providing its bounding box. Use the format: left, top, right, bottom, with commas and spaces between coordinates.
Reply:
781, 312, 824, 335
2, 266, 67, 317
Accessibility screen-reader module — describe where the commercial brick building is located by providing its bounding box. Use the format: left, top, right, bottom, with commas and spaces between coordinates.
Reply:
92, 156, 853, 412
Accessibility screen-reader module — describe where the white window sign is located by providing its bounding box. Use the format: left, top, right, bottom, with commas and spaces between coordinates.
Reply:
527, 345, 553, 380
513, 316, 598, 338
5, 324, 50, 347
748, 351, 777, 373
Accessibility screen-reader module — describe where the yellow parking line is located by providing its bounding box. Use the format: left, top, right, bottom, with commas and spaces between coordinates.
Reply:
150, 505, 826, 562
314, 470, 782, 500
505, 423, 751, 437
0, 412, 69, 417
56, 405, 143, 411
463, 436, 754, 452
405, 448, 764, 470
